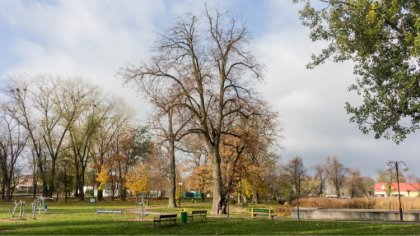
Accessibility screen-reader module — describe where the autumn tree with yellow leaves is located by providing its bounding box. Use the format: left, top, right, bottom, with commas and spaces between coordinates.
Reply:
125, 164, 149, 195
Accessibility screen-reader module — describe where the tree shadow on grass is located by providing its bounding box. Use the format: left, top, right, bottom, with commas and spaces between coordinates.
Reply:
3, 217, 420, 235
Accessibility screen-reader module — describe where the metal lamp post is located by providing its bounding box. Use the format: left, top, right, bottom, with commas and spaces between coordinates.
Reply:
387, 161, 408, 221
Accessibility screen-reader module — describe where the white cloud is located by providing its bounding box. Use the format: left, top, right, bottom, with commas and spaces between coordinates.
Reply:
252, 2, 419, 176
277, 90, 323, 111
1, 0, 170, 121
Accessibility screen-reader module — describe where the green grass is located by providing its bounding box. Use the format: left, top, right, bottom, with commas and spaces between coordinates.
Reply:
1, 200, 420, 235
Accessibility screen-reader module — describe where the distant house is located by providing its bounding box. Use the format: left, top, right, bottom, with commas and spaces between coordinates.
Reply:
374, 182, 420, 197
16, 175, 35, 193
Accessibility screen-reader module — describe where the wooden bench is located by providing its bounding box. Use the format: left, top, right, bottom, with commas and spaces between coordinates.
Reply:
153, 214, 177, 227
96, 209, 123, 214
187, 210, 207, 222
251, 208, 274, 219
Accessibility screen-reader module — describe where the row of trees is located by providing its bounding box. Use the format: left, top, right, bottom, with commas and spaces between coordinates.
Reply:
282, 155, 420, 204
179, 154, 397, 208
283, 156, 374, 202
0, 74, 152, 201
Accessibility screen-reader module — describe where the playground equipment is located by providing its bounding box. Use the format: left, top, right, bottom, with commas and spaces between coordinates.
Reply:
34, 197, 51, 213
9, 197, 52, 220
10, 200, 26, 220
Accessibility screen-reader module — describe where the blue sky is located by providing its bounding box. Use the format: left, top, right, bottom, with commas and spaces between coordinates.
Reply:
0, 0, 419, 178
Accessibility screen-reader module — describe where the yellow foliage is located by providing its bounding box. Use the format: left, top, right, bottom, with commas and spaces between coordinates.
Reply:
241, 171, 269, 198
96, 167, 110, 190
241, 178, 253, 198
125, 164, 149, 195
366, 4, 378, 25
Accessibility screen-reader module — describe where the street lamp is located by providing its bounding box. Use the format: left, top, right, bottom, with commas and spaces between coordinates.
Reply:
387, 161, 408, 221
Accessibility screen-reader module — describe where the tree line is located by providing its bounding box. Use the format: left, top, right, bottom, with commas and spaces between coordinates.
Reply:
0, 74, 152, 201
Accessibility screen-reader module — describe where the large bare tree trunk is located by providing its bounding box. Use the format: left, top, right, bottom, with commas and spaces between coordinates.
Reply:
32, 177, 37, 198
1, 180, 5, 200
78, 178, 85, 201
32, 156, 38, 198
211, 151, 224, 215
38, 157, 47, 197
121, 187, 127, 201
97, 189, 103, 201
64, 169, 68, 202
252, 190, 259, 204
5, 180, 12, 201
74, 160, 84, 200
48, 159, 56, 198
167, 138, 177, 208
2, 177, 12, 201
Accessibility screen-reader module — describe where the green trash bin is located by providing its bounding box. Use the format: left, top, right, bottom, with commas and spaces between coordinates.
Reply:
180, 211, 188, 224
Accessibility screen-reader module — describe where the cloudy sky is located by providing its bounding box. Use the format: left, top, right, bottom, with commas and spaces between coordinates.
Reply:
0, 0, 418, 177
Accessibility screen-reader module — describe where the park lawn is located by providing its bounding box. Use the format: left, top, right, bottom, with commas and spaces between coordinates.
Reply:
1, 201, 420, 235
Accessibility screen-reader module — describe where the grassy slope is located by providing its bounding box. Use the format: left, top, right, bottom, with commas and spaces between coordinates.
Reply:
1, 200, 419, 235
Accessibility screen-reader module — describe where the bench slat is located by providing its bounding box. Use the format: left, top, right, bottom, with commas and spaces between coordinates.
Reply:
153, 214, 177, 227
191, 210, 207, 214
251, 208, 274, 219
188, 210, 207, 222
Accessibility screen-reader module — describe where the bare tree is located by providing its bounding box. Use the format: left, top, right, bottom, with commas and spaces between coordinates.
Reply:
3, 75, 44, 198
0, 103, 28, 201
313, 164, 326, 197
149, 95, 193, 208
346, 168, 365, 198
28, 77, 87, 198
283, 156, 306, 220
324, 156, 348, 198
122, 7, 263, 214
2, 74, 143, 200
67, 83, 104, 201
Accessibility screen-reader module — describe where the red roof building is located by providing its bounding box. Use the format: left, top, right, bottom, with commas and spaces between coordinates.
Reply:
374, 182, 420, 197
